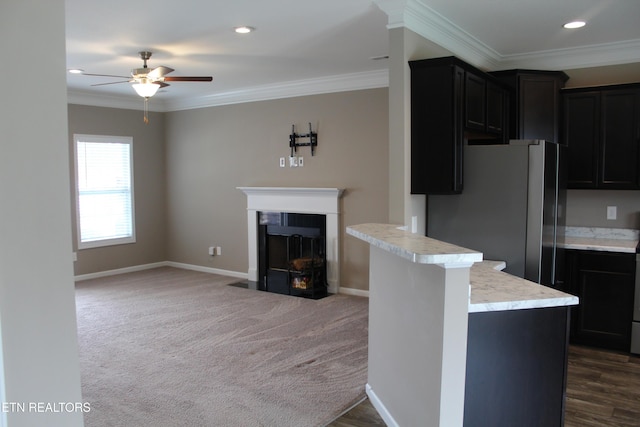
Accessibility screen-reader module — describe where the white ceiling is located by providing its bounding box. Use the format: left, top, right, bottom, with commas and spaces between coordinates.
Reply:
65, 0, 640, 111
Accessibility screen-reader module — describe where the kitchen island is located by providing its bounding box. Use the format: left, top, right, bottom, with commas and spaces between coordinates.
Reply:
346, 224, 579, 427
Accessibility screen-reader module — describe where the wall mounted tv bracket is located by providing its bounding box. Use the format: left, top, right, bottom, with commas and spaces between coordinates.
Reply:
289, 123, 318, 156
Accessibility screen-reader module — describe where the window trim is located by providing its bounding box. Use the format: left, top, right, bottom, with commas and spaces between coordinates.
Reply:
74, 134, 136, 250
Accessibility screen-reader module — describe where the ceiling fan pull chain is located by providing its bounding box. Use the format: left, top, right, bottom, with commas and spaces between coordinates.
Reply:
143, 97, 149, 124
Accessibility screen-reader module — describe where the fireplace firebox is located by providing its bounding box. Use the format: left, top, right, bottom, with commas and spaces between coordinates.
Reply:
258, 211, 327, 299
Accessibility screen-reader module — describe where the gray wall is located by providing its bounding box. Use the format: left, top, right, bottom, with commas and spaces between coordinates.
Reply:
68, 105, 167, 276
1, 1, 84, 425
69, 88, 389, 291
165, 89, 389, 291
566, 190, 640, 229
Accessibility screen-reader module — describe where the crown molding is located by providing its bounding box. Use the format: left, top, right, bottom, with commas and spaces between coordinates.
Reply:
164, 69, 389, 111
67, 69, 388, 112
375, 0, 502, 69
496, 39, 640, 71
374, 0, 640, 71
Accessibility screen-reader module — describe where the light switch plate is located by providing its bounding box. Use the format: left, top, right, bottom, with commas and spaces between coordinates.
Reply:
607, 206, 617, 220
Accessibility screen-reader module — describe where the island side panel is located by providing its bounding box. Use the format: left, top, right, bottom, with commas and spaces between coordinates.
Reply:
464, 306, 570, 427
367, 245, 470, 426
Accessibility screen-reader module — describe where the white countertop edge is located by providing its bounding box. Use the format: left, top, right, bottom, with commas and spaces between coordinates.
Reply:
563, 241, 637, 253
469, 296, 579, 313
346, 224, 483, 265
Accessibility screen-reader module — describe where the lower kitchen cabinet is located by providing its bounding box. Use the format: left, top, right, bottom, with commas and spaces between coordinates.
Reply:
565, 249, 636, 351
464, 307, 570, 427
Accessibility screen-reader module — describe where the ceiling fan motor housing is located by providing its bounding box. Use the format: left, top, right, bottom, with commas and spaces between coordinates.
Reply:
131, 68, 151, 78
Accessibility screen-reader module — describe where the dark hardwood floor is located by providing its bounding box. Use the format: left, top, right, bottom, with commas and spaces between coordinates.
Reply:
565, 345, 640, 427
328, 345, 640, 426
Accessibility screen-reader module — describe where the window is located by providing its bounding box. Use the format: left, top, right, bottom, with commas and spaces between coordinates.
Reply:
74, 134, 135, 249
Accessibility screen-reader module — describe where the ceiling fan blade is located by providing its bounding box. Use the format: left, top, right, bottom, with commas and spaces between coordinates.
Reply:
147, 66, 174, 79
82, 73, 132, 79
91, 80, 131, 87
163, 76, 213, 82
158, 82, 170, 88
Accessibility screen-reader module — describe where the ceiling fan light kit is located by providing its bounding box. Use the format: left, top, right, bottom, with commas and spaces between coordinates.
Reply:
132, 81, 160, 98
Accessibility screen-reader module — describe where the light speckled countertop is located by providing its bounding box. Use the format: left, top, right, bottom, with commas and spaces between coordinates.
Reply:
563, 227, 639, 253
469, 262, 578, 313
347, 223, 579, 313
346, 223, 483, 265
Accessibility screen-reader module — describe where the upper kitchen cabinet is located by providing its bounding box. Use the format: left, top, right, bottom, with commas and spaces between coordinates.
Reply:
491, 70, 569, 143
410, 57, 508, 194
562, 83, 640, 190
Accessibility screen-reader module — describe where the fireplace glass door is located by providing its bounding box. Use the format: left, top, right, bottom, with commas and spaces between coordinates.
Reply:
258, 212, 327, 299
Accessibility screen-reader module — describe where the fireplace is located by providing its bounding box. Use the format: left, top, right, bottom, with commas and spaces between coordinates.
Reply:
238, 187, 344, 294
259, 212, 327, 298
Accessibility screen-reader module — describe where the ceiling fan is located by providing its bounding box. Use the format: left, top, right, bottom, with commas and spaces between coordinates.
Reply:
83, 51, 213, 123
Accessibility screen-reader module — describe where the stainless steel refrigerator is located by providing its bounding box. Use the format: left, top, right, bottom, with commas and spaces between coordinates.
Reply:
427, 140, 566, 287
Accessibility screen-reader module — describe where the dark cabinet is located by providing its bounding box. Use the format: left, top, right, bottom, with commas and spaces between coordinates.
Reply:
465, 72, 486, 130
486, 82, 506, 134
465, 72, 507, 136
491, 70, 568, 143
563, 91, 599, 187
562, 84, 640, 189
465, 307, 570, 426
410, 57, 507, 194
565, 249, 636, 351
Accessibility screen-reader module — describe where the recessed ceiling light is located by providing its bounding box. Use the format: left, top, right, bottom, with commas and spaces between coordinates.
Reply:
68, 68, 84, 74
234, 26, 255, 34
563, 21, 586, 29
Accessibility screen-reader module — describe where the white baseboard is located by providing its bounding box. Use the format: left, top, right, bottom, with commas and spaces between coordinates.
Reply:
164, 261, 248, 280
74, 261, 248, 282
74, 262, 167, 281
338, 287, 369, 298
366, 383, 399, 427
75, 262, 368, 298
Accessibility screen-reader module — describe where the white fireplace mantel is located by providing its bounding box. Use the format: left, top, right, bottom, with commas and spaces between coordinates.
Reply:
238, 187, 345, 294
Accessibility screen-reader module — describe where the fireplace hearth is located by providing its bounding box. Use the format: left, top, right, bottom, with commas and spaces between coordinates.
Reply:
259, 212, 327, 299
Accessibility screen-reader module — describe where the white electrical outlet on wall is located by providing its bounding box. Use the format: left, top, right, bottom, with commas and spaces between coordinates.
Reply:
607, 206, 617, 220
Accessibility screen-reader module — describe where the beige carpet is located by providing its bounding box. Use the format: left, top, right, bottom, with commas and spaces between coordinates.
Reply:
75, 267, 369, 427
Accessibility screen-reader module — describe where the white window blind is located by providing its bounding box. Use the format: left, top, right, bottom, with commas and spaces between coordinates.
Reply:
74, 134, 135, 249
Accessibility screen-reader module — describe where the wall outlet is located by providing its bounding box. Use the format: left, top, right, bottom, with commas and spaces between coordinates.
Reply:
298, 157, 304, 167
209, 246, 215, 256
607, 205, 617, 220
214, 246, 222, 256
289, 156, 298, 167
279, 157, 285, 168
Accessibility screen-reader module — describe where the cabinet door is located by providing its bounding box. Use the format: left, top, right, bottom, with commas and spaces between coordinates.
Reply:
563, 92, 599, 188
600, 89, 640, 189
465, 72, 486, 130
486, 82, 506, 135
410, 63, 464, 194
567, 250, 635, 351
520, 76, 563, 142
